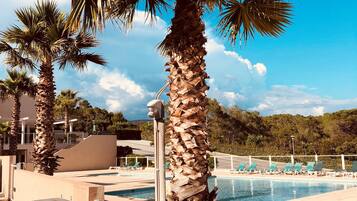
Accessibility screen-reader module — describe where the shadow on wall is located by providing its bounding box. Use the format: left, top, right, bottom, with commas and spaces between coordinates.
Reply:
55, 135, 117, 172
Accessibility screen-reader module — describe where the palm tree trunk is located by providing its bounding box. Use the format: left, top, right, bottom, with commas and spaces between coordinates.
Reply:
64, 107, 68, 143
164, 0, 217, 200
33, 62, 59, 175
9, 95, 20, 156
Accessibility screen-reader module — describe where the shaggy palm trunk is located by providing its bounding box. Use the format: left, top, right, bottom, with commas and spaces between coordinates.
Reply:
33, 61, 59, 175
165, 0, 217, 200
9, 95, 20, 156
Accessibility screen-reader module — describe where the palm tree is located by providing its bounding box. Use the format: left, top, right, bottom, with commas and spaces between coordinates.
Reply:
0, 1, 105, 175
0, 70, 36, 156
0, 121, 10, 155
55, 89, 81, 142
67, 0, 291, 199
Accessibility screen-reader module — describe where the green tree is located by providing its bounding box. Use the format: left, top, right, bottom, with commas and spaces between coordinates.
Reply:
0, 1, 105, 175
0, 70, 36, 155
55, 89, 81, 141
68, 0, 292, 199
0, 122, 10, 155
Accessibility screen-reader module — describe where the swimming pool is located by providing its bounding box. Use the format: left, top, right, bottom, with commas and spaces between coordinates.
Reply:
105, 177, 357, 201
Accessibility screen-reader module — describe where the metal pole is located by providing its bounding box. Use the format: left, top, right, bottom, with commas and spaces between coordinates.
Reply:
269, 155, 272, 166
154, 119, 159, 201
146, 156, 149, 168
292, 139, 295, 156
158, 119, 166, 201
148, 82, 168, 201
21, 121, 25, 145
249, 156, 252, 165
291, 155, 294, 165
315, 154, 318, 162
341, 154, 345, 170
291, 135, 295, 156
230, 155, 234, 171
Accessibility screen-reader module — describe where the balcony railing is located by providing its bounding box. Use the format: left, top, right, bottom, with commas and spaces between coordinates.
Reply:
4, 131, 88, 145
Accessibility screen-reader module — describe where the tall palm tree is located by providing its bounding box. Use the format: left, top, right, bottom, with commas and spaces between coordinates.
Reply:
0, 70, 36, 156
0, 121, 10, 155
0, 1, 106, 175
67, 0, 291, 199
55, 89, 81, 141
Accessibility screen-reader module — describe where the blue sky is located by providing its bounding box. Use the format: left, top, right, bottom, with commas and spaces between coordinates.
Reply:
0, 0, 357, 119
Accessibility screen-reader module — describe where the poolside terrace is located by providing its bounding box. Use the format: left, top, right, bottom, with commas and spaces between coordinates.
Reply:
52, 168, 357, 201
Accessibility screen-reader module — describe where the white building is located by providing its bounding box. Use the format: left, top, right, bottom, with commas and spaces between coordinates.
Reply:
0, 95, 84, 163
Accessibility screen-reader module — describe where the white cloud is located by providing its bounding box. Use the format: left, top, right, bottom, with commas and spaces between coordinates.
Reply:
251, 85, 357, 116
98, 73, 145, 98
222, 92, 245, 106
78, 65, 153, 113
106, 99, 122, 111
205, 38, 225, 53
223, 50, 267, 76
312, 106, 325, 116
254, 63, 267, 76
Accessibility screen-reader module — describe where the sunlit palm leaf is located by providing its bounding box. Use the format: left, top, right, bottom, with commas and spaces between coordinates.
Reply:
219, 0, 292, 43
59, 52, 106, 70
67, 0, 109, 31
67, 0, 167, 31
202, 0, 227, 11
0, 41, 36, 70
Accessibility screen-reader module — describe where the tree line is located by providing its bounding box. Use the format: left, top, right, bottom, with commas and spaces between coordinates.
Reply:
206, 99, 357, 156
139, 98, 357, 157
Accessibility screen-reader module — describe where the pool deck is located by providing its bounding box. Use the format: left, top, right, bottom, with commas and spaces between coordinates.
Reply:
54, 168, 357, 201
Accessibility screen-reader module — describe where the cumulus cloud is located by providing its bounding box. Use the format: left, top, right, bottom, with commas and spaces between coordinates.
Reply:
205, 38, 268, 76
250, 85, 357, 116
223, 51, 267, 76
77, 64, 154, 115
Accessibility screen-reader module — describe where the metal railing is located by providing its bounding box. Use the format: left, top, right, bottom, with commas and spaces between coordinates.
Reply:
118, 154, 357, 171
4, 131, 88, 145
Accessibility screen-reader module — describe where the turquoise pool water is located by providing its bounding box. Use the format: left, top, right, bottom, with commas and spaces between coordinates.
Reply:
105, 177, 357, 201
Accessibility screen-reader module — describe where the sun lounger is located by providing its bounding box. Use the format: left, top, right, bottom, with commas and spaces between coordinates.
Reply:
312, 161, 324, 176
326, 168, 346, 177
294, 163, 303, 174
266, 163, 278, 174
127, 161, 141, 170
283, 163, 293, 174
246, 162, 258, 173
346, 161, 357, 178
232, 162, 246, 174
306, 162, 315, 175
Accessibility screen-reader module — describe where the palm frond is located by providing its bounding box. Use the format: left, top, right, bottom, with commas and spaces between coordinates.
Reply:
202, 0, 227, 11
35, 0, 63, 26
0, 41, 36, 70
67, 0, 167, 32
0, 70, 37, 99
105, 0, 138, 28
75, 33, 99, 49
15, 7, 39, 30
59, 52, 106, 70
218, 0, 292, 43
144, 0, 168, 21
67, 0, 109, 31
